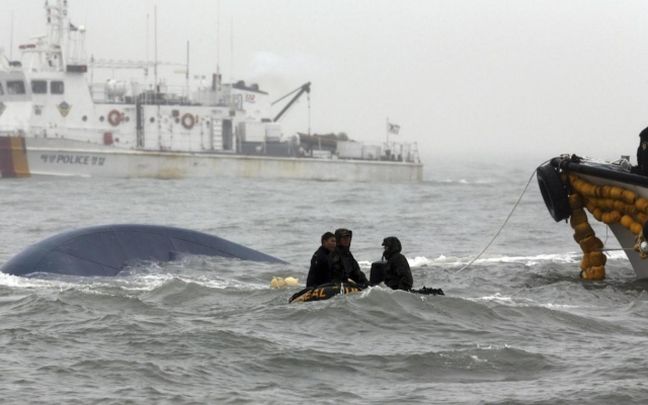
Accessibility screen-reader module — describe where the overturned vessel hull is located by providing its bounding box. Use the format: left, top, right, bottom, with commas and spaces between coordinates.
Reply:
1, 224, 285, 277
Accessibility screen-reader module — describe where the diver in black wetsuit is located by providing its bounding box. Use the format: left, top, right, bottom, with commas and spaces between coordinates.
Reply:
381, 236, 413, 291
330, 228, 368, 287
306, 232, 336, 287
637, 127, 648, 176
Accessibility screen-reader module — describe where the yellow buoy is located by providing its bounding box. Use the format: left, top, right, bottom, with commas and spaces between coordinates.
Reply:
569, 208, 588, 227
637, 213, 648, 225
579, 235, 603, 254
602, 211, 621, 225
612, 200, 626, 212
572, 222, 594, 241
568, 193, 583, 210
600, 185, 613, 198
588, 251, 607, 267
270, 276, 299, 288
270, 277, 286, 288
610, 187, 623, 200
284, 276, 299, 286
622, 190, 637, 205
631, 222, 643, 235
581, 266, 605, 281
636, 198, 648, 212
620, 215, 634, 229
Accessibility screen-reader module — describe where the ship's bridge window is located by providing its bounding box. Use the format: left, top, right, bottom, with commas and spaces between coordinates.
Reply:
7, 80, 26, 95
50, 81, 64, 95
31, 80, 47, 94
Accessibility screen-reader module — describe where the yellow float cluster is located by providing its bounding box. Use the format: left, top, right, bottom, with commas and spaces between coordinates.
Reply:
569, 175, 647, 235
565, 192, 606, 280
567, 174, 648, 279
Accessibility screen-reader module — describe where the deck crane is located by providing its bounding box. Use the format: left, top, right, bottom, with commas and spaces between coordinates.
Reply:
272, 82, 311, 122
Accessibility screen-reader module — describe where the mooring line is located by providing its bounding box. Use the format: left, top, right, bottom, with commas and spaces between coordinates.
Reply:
456, 161, 550, 273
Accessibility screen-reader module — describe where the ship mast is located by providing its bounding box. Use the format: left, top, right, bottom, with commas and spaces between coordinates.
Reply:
216, 0, 221, 76
9, 10, 14, 60
154, 5, 159, 93
44, 0, 68, 70
36, 0, 87, 73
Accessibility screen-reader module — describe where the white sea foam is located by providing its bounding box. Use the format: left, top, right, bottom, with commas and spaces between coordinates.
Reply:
0, 268, 267, 295
118, 272, 268, 292
470, 355, 488, 363
478, 292, 514, 303
408, 250, 628, 268
0, 273, 72, 289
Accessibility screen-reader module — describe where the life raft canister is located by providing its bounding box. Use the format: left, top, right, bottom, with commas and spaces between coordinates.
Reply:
537, 164, 571, 222
181, 113, 195, 130
107, 110, 122, 127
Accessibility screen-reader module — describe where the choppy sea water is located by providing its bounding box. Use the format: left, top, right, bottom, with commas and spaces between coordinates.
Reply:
2, 159, 648, 404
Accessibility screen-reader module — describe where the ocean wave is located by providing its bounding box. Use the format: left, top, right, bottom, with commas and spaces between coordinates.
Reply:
0, 264, 272, 299
471, 292, 581, 310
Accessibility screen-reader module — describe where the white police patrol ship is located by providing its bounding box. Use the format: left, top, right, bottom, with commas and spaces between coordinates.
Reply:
0, 0, 422, 182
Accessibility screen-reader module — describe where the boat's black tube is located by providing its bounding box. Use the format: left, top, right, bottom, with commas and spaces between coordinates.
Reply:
551, 156, 648, 188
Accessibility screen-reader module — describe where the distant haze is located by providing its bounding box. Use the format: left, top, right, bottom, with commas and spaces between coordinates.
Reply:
4, 0, 648, 165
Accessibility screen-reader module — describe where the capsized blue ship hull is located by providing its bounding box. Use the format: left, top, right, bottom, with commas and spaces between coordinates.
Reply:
1, 224, 285, 277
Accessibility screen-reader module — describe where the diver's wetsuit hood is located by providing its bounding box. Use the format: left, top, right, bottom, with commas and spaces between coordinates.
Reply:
382, 236, 402, 259
640, 126, 648, 142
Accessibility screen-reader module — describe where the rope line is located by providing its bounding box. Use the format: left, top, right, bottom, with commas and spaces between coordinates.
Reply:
456, 160, 550, 273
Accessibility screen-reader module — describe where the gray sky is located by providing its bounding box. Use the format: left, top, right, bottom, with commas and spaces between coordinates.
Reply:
4, 0, 648, 163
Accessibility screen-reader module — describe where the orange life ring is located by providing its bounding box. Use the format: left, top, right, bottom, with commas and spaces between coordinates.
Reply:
108, 110, 121, 127
181, 113, 195, 130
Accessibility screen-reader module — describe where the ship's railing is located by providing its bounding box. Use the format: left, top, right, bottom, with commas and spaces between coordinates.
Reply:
89, 83, 235, 108
358, 142, 420, 163
89, 82, 196, 105
299, 133, 420, 163
384, 141, 420, 163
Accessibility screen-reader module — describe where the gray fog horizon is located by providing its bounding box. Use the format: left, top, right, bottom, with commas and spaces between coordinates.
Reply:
4, 0, 647, 166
